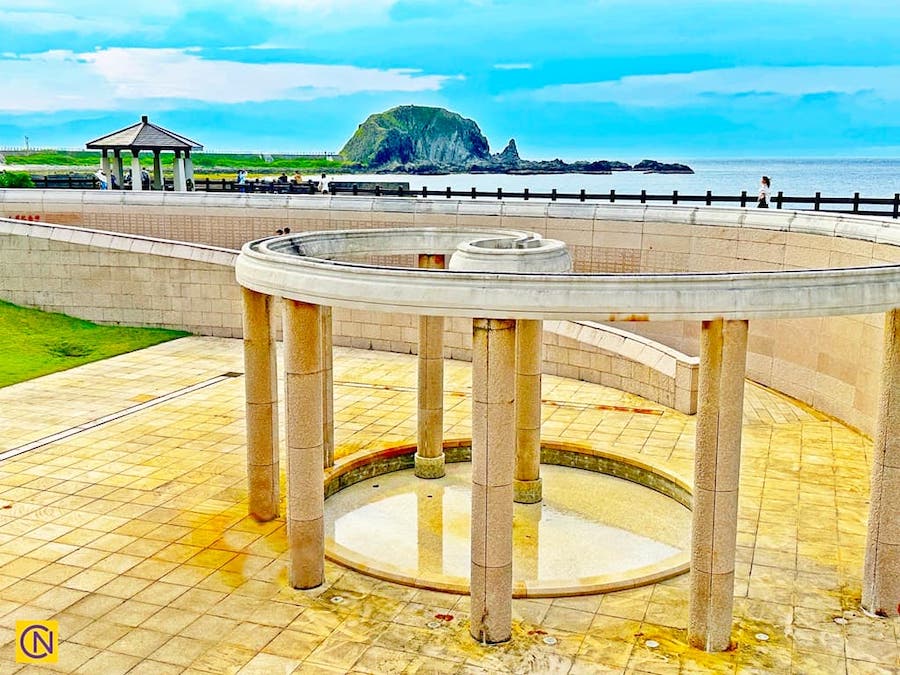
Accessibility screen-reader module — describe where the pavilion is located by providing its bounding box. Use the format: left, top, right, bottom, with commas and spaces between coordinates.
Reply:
86, 115, 202, 192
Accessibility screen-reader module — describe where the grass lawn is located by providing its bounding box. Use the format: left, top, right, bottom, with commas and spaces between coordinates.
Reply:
0, 300, 189, 388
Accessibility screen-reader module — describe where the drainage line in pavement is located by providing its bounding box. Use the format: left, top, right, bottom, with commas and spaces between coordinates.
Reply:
0, 372, 243, 463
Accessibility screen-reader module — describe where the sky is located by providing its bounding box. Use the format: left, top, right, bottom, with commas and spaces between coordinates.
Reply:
1, 0, 899, 159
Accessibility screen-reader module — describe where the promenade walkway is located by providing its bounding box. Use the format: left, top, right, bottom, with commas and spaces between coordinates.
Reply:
0, 337, 896, 673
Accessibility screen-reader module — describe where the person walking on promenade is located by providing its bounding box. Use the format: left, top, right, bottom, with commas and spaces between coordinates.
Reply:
757, 175, 771, 208
319, 173, 330, 194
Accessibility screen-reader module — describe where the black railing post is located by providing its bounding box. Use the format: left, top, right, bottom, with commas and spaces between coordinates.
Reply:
894, 193, 899, 219
640, 189, 646, 204
375, 185, 381, 197
523, 188, 529, 200
353, 184, 358, 195
551, 189, 557, 201
471, 187, 476, 199
68, 174, 73, 189
705, 190, 712, 206
422, 186, 427, 198
814, 192, 821, 211
853, 192, 860, 213
740, 190, 747, 207
609, 189, 616, 203
446, 187, 451, 199
776, 191, 783, 209
673, 190, 678, 205
497, 188, 503, 200
580, 189, 586, 202
398, 186, 403, 197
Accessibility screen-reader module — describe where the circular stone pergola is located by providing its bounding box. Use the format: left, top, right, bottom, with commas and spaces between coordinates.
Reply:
86, 115, 202, 192
235, 221, 900, 650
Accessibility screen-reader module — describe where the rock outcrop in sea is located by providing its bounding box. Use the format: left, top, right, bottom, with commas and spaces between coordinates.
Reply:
338, 105, 693, 175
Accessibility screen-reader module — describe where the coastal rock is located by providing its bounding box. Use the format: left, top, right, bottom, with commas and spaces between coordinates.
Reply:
633, 159, 694, 174
340, 106, 491, 168
337, 105, 692, 176
494, 139, 521, 166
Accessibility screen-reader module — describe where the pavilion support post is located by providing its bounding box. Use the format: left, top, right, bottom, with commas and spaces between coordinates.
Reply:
689, 318, 748, 652
515, 319, 543, 503
113, 151, 124, 190
184, 151, 194, 189
173, 150, 186, 192
152, 151, 163, 190
100, 151, 110, 189
470, 318, 516, 644
241, 287, 279, 521
130, 151, 143, 191
283, 299, 325, 589
415, 253, 446, 479
863, 308, 900, 617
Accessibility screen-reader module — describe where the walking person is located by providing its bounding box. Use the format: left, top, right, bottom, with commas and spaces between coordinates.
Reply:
318, 173, 330, 194
757, 175, 771, 208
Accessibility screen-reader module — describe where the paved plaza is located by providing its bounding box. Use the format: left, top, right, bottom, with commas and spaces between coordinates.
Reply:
0, 336, 898, 673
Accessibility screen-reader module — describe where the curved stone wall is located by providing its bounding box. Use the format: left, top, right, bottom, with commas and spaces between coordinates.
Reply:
1, 217, 696, 412
2, 190, 898, 434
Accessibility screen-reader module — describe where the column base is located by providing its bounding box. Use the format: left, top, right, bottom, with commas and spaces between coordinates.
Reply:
414, 453, 446, 479
514, 478, 542, 504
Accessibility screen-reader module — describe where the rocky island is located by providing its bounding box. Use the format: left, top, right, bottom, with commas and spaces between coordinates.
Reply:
338, 105, 692, 175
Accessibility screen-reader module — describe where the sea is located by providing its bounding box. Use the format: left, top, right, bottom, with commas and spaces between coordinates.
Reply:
322, 158, 900, 200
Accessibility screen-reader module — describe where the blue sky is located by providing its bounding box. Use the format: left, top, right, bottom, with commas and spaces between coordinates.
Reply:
1, 0, 899, 159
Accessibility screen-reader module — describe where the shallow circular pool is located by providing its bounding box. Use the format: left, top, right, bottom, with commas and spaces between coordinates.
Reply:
325, 461, 691, 597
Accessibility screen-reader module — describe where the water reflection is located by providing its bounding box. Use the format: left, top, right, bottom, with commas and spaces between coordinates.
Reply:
325, 463, 690, 587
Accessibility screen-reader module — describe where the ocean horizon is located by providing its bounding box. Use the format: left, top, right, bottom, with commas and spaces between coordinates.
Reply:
319, 158, 899, 199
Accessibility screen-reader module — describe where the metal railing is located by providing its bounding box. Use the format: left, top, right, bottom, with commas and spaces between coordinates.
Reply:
19, 175, 900, 218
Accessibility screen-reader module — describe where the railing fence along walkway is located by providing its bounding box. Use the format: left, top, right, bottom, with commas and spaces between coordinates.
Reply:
22, 175, 900, 219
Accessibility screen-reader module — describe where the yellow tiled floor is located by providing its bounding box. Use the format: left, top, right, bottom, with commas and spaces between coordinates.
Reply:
0, 336, 897, 673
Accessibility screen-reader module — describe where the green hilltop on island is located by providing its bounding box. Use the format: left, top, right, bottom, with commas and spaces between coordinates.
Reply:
339, 105, 693, 175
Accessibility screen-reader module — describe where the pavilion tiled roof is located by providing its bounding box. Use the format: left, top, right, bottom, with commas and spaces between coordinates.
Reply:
86, 115, 203, 151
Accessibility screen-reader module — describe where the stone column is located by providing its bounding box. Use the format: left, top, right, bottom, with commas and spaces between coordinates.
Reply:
173, 151, 186, 192
152, 151, 163, 190
184, 151, 194, 188
515, 319, 543, 503
113, 150, 124, 189
470, 318, 516, 644
321, 306, 334, 468
130, 152, 143, 191
863, 308, 900, 617
415, 253, 446, 478
688, 318, 748, 652
242, 288, 279, 521
283, 299, 325, 589
100, 151, 110, 189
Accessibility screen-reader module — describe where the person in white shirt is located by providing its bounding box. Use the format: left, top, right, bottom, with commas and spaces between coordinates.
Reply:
319, 173, 330, 194
757, 175, 771, 208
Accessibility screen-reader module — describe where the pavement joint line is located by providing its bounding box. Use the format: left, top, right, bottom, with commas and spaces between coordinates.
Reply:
0, 372, 242, 463
334, 379, 664, 415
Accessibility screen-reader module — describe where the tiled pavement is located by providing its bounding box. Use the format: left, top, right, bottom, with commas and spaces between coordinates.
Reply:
0, 337, 897, 674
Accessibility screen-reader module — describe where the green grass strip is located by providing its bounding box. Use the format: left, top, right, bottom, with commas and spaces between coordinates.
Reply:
0, 300, 189, 388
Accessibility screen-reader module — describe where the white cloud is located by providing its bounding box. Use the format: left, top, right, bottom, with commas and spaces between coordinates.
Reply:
256, 0, 400, 33
0, 47, 461, 113
527, 66, 900, 106
0, 2, 185, 35
493, 63, 532, 70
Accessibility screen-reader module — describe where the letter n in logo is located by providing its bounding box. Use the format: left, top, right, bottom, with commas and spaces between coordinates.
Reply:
15, 620, 58, 663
